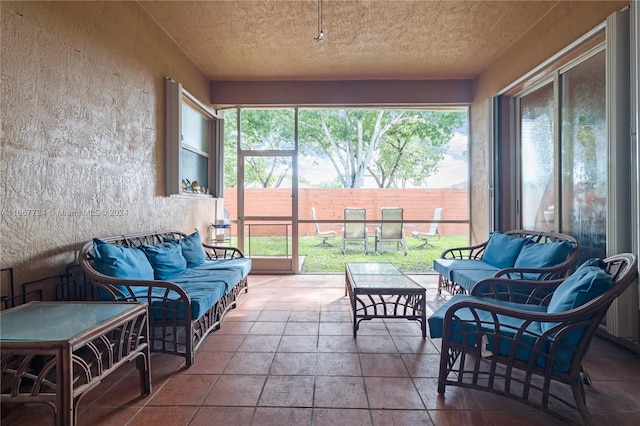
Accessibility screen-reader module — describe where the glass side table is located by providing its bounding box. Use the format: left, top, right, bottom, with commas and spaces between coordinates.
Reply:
1, 301, 151, 426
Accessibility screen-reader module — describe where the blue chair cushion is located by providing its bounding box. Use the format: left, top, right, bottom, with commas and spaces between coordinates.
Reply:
482, 232, 528, 269
514, 240, 574, 269
544, 258, 612, 318
428, 295, 547, 364
140, 242, 188, 280
165, 229, 207, 268
433, 259, 499, 281
93, 238, 154, 280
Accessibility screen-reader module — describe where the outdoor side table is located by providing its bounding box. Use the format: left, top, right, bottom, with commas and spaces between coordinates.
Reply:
0, 301, 151, 426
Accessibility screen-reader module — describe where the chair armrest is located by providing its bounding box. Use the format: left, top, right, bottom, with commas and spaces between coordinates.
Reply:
201, 243, 246, 259
443, 296, 597, 334
441, 241, 487, 260
470, 277, 564, 305
493, 263, 574, 281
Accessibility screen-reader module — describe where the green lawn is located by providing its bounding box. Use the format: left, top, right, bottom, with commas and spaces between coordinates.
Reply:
228, 234, 469, 274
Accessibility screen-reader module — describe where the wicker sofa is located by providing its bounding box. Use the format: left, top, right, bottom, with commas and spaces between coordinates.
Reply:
434, 230, 579, 295
79, 230, 251, 367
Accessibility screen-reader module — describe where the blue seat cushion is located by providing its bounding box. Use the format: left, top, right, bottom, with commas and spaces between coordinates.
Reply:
164, 229, 207, 268
451, 269, 498, 293
169, 268, 243, 294
93, 238, 155, 280
434, 259, 499, 281
140, 242, 188, 280
514, 240, 574, 269
482, 232, 528, 269
191, 258, 252, 280
133, 280, 227, 320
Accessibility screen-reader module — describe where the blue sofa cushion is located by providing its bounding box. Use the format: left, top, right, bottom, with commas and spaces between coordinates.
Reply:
169, 268, 242, 294
433, 259, 499, 281
514, 240, 574, 269
165, 229, 207, 267
93, 238, 154, 280
482, 232, 528, 269
451, 269, 498, 293
133, 280, 227, 320
140, 242, 188, 280
192, 258, 253, 280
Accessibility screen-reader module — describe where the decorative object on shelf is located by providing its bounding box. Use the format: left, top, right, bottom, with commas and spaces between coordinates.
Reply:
191, 180, 201, 193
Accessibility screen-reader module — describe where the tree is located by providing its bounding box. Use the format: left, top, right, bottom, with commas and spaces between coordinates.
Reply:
369, 111, 465, 188
299, 109, 465, 188
298, 109, 405, 188
223, 109, 295, 188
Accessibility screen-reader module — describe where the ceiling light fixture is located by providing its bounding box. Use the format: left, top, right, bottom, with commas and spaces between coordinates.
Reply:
314, 0, 324, 42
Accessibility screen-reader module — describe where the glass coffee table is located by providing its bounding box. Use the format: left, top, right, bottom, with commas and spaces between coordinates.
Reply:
1, 301, 151, 425
345, 262, 426, 338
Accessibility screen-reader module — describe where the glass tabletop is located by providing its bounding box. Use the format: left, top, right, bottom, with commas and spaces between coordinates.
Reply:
0, 302, 139, 342
346, 262, 422, 289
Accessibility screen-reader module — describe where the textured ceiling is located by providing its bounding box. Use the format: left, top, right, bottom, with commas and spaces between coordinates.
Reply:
139, 0, 559, 81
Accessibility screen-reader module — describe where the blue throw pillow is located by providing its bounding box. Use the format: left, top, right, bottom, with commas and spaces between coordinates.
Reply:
140, 242, 187, 280
93, 238, 154, 280
514, 240, 573, 269
482, 232, 528, 269
545, 258, 612, 315
165, 229, 206, 267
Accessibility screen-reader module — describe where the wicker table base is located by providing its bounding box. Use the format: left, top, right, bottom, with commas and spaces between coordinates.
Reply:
345, 263, 426, 338
1, 302, 151, 426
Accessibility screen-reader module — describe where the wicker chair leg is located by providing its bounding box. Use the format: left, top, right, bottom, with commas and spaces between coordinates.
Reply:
572, 381, 594, 426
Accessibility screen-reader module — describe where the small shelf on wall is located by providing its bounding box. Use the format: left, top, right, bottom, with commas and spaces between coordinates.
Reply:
165, 78, 224, 197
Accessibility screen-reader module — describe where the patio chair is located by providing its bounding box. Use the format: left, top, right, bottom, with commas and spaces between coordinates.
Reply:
410, 207, 443, 248
311, 207, 337, 247
375, 207, 407, 255
428, 253, 638, 425
342, 208, 369, 254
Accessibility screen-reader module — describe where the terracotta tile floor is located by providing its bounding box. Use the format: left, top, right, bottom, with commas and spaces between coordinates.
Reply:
3, 274, 640, 425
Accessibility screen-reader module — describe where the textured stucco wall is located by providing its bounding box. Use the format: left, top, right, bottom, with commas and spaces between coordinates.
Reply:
468, 0, 628, 244
0, 1, 216, 290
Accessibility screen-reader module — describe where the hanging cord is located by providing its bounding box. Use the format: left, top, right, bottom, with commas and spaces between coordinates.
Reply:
314, 0, 324, 42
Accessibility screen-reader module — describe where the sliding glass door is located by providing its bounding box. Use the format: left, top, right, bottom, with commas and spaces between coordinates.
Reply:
517, 47, 607, 263
519, 82, 555, 232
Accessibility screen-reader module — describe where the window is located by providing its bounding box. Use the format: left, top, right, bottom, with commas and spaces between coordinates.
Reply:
165, 78, 221, 197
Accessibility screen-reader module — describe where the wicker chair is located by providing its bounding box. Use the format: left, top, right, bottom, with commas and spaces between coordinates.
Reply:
428, 253, 638, 425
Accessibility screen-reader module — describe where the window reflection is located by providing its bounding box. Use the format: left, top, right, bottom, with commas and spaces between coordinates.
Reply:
561, 51, 606, 261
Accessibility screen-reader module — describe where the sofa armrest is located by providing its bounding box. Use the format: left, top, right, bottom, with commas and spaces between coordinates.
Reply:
441, 241, 487, 260
201, 243, 246, 259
